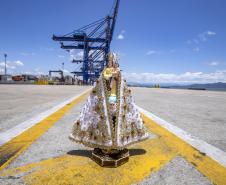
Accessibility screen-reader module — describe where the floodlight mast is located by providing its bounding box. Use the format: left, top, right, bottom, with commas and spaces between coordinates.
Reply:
4, 53, 7, 75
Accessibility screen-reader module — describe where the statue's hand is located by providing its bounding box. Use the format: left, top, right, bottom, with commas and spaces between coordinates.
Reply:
112, 70, 119, 78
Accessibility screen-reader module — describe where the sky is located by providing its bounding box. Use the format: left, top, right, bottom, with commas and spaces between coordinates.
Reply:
0, 0, 226, 84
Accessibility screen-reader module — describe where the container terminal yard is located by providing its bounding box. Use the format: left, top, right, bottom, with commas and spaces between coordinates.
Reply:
0, 72, 82, 85
1, 0, 226, 184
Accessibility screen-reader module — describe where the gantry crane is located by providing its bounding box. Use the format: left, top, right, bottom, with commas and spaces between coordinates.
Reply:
49, 70, 64, 82
52, 0, 120, 84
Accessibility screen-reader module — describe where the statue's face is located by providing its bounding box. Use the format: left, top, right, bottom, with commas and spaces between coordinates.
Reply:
108, 55, 114, 67
113, 62, 119, 68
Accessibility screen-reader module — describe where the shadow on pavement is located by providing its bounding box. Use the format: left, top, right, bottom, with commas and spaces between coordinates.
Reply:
67, 150, 92, 158
129, 149, 146, 156
67, 148, 146, 158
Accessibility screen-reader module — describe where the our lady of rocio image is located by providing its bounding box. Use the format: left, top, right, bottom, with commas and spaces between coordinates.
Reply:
69, 52, 149, 167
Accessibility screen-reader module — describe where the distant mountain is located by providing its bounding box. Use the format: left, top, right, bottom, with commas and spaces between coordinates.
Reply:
127, 82, 178, 87
127, 82, 226, 91
170, 82, 226, 89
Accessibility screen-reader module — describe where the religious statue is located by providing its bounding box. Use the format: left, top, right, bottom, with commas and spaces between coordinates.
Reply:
69, 52, 148, 167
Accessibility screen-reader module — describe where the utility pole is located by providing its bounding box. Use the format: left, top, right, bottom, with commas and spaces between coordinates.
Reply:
4, 53, 7, 75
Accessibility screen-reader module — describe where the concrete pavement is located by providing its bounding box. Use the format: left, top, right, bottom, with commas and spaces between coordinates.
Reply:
0, 85, 90, 132
0, 85, 226, 184
131, 87, 226, 152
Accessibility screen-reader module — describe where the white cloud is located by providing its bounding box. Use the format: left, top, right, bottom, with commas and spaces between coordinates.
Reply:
15, 60, 24, 66
0, 60, 24, 70
187, 30, 216, 45
117, 34, 124, 40
124, 70, 226, 84
209, 61, 219, 66
0, 62, 5, 67
206, 31, 216, 36
117, 30, 125, 40
69, 50, 84, 61
198, 30, 216, 42
146, 50, 161, 55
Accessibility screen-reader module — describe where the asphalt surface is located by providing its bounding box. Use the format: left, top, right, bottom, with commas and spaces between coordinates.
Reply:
131, 87, 226, 152
137, 156, 211, 185
1, 85, 225, 184
0, 85, 90, 132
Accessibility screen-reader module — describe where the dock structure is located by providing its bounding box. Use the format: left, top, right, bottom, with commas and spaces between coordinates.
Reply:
53, 0, 120, 84
0, 85, 226, 185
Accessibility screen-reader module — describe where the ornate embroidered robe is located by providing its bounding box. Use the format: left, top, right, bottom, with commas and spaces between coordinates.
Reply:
69, 69, 148, 150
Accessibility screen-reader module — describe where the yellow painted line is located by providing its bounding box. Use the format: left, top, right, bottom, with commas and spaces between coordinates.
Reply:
1, 108, 226, 184
0, 90, 89, 172
141, 113, 226, 185
0, 136, 177, 185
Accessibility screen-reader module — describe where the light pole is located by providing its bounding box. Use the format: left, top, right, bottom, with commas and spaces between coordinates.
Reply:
4, 53, 7, 75
62, 62, 64, 71
62, 62, 65, 82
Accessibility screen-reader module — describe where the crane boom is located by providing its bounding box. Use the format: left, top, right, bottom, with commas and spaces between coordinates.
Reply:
52, 0, 120, 84
110, 0, 120, 42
